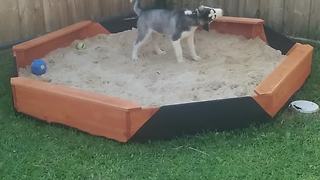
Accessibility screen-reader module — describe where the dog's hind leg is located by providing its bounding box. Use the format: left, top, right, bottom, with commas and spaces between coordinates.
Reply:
187, 34, 201, 61
151, 34, 166, 55
171, 39, 184, 63
132, 29, 152, 62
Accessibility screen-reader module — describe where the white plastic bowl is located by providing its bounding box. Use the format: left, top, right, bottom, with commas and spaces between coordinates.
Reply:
290, 100, 319, 114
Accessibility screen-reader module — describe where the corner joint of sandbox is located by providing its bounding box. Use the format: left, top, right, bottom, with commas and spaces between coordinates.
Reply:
253, 43, 314, 117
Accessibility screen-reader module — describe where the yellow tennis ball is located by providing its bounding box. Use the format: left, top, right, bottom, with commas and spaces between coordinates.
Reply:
76, 42, 86, 50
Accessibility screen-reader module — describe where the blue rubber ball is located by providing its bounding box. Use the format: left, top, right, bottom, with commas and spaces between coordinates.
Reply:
31, 59, 47, 76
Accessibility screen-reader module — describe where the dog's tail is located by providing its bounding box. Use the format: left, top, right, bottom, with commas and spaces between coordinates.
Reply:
130, 0, 142, 16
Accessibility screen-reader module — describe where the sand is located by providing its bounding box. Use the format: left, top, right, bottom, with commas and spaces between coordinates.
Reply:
19, 29, 286, 107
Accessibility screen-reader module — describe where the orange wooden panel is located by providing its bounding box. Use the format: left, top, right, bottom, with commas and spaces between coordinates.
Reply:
254, 43, 314, 117
215, 16, 264, 25
13, 21, 109, 68
11, 77, 159, 142
129, 108, 159, 136
213, 16, 267, 42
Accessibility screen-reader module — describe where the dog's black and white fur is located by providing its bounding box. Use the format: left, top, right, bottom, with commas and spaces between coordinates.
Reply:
130, 0, 223, 62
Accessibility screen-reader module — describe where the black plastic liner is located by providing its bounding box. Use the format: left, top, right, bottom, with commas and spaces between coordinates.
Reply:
131, 97, 270, 141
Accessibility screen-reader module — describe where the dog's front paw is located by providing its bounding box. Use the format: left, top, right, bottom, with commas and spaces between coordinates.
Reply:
192, 56, 202, 61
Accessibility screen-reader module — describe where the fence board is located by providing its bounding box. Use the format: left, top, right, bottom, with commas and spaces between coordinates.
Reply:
239, 0, 260, 18
100, 0, 114, 17
259, 0, 285, 32
118, 0, 130, 16
0, 0, 21, 45
42, 0, 70, 32
223, 0, 239, 16
66, 0, 86, 23
181, 0, 194, 8
284, 0, 312, 37
17, 0, 46, 40
89, 0, 102, 20
203, 0, 224, 8
309, 0, 320, 39
101, 0, 136, 19
167, 0, 179, 7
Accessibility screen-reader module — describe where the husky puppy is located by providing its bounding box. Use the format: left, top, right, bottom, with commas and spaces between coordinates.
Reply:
130, 0, 223, 62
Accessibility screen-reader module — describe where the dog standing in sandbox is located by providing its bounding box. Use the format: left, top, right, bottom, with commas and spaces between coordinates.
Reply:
130, 0, 223, 63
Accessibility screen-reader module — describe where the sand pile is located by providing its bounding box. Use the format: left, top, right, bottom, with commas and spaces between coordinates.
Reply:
19, 29, 285, 106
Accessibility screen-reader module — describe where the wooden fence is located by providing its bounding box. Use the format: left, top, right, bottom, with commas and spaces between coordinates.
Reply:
1, 0, 320, 47
167, 0, 320, 40
0, 0, 154, 47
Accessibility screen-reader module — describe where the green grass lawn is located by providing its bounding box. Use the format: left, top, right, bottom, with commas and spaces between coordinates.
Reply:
0, 44, 320, 180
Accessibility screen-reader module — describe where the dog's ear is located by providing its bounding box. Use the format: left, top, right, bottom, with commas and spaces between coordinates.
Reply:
203, 23, 210, 31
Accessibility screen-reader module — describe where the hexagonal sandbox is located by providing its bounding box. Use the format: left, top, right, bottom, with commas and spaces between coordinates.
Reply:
11, 17, 313, 142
